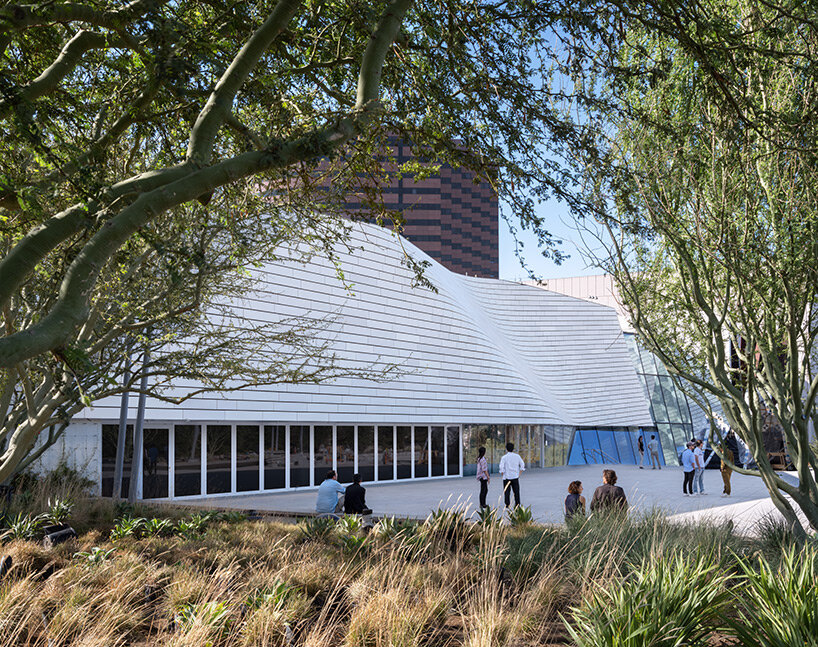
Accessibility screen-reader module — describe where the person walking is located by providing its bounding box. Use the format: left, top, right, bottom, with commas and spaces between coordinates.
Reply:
564, 480, 586, 521
498, 442, 525, 508
475, 446, 490, 509
681, 441, 696, 496
719, 443, 734, 497
637, 435, 645, 469
693, 439, 706, 495
647, 434, 662, 469
590, 469, 628, 513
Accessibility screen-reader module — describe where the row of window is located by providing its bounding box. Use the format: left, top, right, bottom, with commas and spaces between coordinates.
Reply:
101, 424, 461, 499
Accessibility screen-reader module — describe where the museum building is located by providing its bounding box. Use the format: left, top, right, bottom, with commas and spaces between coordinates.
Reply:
40, 223, 657, 500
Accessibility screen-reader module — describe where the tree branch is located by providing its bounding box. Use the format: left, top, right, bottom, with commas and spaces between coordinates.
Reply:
187, 0, 303, 164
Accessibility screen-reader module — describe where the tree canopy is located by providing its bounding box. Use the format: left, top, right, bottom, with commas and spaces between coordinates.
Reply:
0, 0, 580, 479
562, 0, 818, 534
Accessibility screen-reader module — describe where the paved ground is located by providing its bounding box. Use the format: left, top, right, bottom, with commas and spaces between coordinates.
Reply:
183, 464, 805, 534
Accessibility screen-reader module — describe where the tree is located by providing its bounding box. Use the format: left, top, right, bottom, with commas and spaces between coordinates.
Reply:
560, 0, 818, 534
0, 184, 389, 484
1, 0, 578, 478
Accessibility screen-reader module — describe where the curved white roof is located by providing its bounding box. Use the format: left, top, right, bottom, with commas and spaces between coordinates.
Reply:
82, 222, 653, 426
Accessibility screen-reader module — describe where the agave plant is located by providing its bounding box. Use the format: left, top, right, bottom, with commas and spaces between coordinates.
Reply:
174, 600, 232, 636
337, 514, 363, 536
0, 512, 45, 541
371, 516, 400, 541
507, 505, 534, 527
474, 506, 501, 529
143, 518, 174, 537
298, 517, 336, 542
45, 498, 74, 525
109, 516, 146, 541
246, 580, 296, 610
74, 546, 116, 565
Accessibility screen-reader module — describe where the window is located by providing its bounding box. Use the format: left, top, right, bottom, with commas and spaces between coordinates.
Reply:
446, 426, 459, 476
175, 425, 201, 497
314, 426, 333, 485
336, 426, 355, 482
142, 428, 168, 499
377, 426, 394, 481
206, 425, 231, 494
357, 426, 375, 482
431, 426, 445, 476
101, 424, 132, 498
290, 425, 311, 487
396, 426, 412, 479
414, 426, 429, 478
264, 425, 285, 489
236, 425, 260, 492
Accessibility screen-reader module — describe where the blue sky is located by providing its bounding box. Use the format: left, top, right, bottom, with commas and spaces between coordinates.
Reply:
498, 198, 605, 281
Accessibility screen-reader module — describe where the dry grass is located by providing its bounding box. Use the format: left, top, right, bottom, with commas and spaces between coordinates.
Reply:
0, 497, 799, 647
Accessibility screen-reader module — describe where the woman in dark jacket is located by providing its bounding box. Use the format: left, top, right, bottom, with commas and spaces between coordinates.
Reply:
564, 480, 586, 521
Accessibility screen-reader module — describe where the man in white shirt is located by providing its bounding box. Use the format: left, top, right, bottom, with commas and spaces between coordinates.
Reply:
498, 442, 525, 508
647, 434, 662, 469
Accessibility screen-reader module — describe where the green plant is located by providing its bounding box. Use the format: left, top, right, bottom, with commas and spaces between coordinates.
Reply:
727, 546, 818, 647
339, 533, 369, 555
337, 514, 363, 536
372, 516, 400, 541
45, 497, 74, 525
507, 505, 533, 527
298, 516, 337, 542
1, 512, 45, 541
246, 580, 296, 610
109, 516, 146, 541
174, 600, 233, 636
755, 514, 804, 558
215, 510, 246, 524
474, 506, 501, 529
74, 546, 116, 565
142, 517, 174, 537
425, 507, 475, 551
564, 553, 731, 647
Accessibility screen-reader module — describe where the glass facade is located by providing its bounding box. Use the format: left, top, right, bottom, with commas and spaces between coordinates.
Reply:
462, 424, 556, 475
567, 427, 654, 465
101, 423, 464, 499
625, 334, 695, 465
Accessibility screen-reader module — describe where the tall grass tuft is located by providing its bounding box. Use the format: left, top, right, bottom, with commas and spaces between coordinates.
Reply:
728, 545, 818, 647
564, 552, 732, 647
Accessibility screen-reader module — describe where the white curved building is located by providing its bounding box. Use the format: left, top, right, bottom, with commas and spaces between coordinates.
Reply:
47, 222, 655, 500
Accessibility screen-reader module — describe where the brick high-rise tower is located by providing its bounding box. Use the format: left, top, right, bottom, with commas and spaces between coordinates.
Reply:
339, 141, 499, 278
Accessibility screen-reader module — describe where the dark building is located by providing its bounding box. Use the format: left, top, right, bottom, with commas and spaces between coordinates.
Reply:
339, 141, 499, 278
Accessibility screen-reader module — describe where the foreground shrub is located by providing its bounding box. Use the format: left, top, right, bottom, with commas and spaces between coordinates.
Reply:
728, 545, 818, 647
564, 552, 731, 647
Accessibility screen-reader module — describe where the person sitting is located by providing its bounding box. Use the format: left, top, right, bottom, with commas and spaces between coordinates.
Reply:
590, 469, 628, 513
564, 480, 586, 522
315, 470, 345, 518
343, 473, 372, 516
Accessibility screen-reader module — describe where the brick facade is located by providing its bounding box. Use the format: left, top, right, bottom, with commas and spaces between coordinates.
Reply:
338, 142, 499, 278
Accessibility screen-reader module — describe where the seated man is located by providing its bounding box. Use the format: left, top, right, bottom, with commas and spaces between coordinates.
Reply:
343, 473, 372, 515
589, 469, 628, 513
315, 470, 345, 518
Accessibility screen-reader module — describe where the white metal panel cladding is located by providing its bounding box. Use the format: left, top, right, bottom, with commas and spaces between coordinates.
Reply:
79, 222, 653, 427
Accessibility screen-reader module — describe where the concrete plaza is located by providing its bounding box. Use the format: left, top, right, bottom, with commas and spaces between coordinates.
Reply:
184, 464, 803, 534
